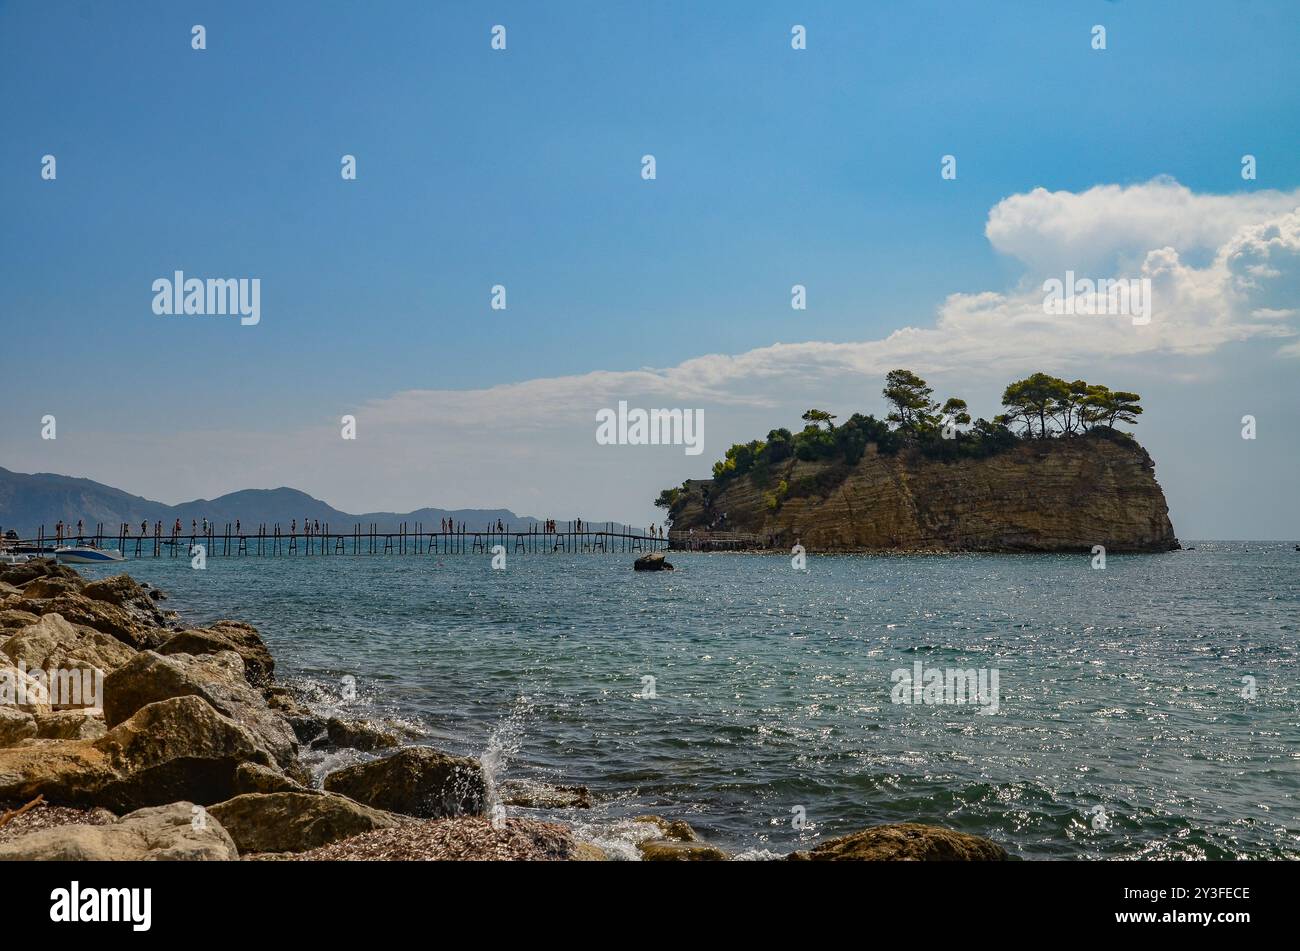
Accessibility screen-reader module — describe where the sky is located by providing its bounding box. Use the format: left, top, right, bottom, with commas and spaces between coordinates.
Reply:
1, 0, 1298, 537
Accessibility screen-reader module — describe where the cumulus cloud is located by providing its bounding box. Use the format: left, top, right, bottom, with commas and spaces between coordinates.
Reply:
344, 180, 1300, 434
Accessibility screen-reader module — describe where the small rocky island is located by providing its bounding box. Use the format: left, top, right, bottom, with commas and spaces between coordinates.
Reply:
658, 370, 1178, 553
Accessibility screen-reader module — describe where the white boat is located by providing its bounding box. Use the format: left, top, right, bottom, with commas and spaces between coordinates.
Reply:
54, 545, 126, 564
0, 551, 30, 565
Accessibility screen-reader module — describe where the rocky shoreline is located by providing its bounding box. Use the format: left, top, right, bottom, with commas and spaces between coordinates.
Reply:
1, 560, 1009, 861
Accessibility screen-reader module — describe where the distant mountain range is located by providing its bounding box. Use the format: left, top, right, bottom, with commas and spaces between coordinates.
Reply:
0, 467, 542, 537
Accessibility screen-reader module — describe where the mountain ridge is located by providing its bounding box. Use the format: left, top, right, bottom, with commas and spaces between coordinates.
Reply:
0, 467, 546, 536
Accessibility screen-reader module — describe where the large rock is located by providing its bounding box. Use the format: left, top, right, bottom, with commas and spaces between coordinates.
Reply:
158, 621, 274, 686
0, 609, 41, 633
34, 710, 107, 741
18, 577, 84, 600
232, 762, 306, 796
323, 747, 487, 818
638, 839, 727, 861
633, 551, 674, 571
0, 559, 79, 588
0, 707, 37, 746
0, 695, 276, 811
322, 717, 399, 752
6, 592, 166, 651
208, 791, 405, 853
0, 662, 51, 713
632, 815, 726, 860
0, 802, 238, 861
2, 614, 137, 706
103, 650, 297, 767
499, 779, 592, 810
786, 822, 1009, 861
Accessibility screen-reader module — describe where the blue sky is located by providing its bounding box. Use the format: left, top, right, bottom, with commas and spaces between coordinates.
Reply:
2, 1, 1299, 536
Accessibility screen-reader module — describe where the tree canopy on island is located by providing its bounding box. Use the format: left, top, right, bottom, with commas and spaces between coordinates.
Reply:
656, 370, 1145, 510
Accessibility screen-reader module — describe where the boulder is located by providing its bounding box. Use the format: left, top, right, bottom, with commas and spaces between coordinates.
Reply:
0, 609, 41, 633
322, 717, 400, 752
0, 582, 22, 599
232, 762, 307, 796
207, 791, 405, 853
633, 551, 674, 571
0, 559, 79, 588
20, 577, 84, 600
0, 662, 51, 713
323, 747, 487, 819
0, 695, 276, 811
571, 842, 609, 861
7, 592, 166, 651
0, 707, 37, 746
103, 650, 297, 767
785, 822, 1009, 861
633, 815, 698, 841
638, 838, 727, 861
82, 574, 166, 614
263, 687, 327, 744
0, 801, 238, 861
158, 620, 274, 686
33, 710, 107, 741
1, 614, 137, 704
499, 780, 592, 810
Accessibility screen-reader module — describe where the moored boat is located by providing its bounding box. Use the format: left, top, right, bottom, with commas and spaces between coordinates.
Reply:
54, 544, 126, 564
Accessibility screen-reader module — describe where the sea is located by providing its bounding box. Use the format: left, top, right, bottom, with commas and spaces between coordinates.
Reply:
73, 542, 1299, 860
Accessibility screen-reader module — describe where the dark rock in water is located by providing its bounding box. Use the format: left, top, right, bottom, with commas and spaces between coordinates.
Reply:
633, 551, 674, 571
207, 791, 405, 853
633, 816, 726, 860
634, 815, 698, 841
232, 761, 307, 796
323, 747, 487, 819
263, 686, 328, 744
323, 717, 400, 752
638, 838, 728, 861
103, 650, 298, 767
499, 779, 592, 810
785, 822, 1008, 861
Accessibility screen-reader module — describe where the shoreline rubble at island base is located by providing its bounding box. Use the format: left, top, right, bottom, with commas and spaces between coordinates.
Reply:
0, 559, 1008, 862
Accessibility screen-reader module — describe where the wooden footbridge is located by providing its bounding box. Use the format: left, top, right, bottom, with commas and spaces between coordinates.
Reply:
9, 521, 670, 559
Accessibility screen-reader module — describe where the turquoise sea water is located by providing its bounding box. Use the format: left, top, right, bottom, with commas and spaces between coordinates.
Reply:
77, 543, 1298, 860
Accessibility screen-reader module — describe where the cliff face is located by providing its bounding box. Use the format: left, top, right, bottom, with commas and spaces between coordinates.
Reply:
670, 434, 1178, 553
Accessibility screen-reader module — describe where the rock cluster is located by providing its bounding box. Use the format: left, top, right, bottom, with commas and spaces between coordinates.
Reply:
0, 560, 500, 859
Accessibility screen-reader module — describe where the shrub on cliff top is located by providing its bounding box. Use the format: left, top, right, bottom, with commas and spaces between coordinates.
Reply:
659, 369, 1144, 520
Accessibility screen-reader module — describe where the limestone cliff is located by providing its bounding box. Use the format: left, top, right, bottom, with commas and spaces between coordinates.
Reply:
667, 432, 1178, 553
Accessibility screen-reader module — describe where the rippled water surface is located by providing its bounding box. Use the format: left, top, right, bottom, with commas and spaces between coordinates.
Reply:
83, 542, 1299, 859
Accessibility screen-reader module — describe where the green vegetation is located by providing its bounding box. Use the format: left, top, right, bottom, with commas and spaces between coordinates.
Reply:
654, 370, 1145, 519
